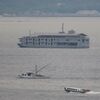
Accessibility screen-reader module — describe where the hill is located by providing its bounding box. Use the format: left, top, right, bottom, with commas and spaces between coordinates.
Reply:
0, 0, 100, 16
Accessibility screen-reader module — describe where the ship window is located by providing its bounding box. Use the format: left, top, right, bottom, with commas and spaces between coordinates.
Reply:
82, 39, 85, 42
41, 38, 44, 40
45, 39, 47, 41
48, 43, 50, 45
78, 39, 80, 41
57, 42, 77, 46
45, 42, 47, 45
53, 38, 55, 41
66, 39, 69, 41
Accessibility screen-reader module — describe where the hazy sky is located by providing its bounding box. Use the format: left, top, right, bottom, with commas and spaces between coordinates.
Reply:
0, 17, 100, 48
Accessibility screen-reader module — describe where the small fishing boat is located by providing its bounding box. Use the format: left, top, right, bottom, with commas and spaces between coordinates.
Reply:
18, 64, 50, 79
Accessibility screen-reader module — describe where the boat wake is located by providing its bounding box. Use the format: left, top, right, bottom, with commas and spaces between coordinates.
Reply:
86, 91, 100, 95
64, 87, 100, 95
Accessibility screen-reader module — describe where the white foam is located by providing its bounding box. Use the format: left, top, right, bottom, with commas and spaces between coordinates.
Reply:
86, 91, 100, 95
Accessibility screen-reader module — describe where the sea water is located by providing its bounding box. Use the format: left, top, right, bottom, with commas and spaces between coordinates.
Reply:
0, 17, 100, 100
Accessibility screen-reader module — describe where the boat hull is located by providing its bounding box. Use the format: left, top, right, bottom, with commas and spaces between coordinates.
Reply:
18, 43, 89, 48
17, 75, 50, 79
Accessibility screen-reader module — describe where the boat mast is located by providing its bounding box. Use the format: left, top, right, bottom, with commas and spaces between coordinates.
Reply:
59, 23, 65, 33
62, 23, 64, 33
35, 63, 50, 74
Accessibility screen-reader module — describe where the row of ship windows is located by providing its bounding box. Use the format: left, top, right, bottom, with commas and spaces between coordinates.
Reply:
25, 42, 78, 46
26, 42, 56, 45
24, 39, 89, 42
26, 42, 78, 45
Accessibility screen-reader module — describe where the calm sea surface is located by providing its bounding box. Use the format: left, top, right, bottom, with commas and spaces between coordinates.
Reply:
0, 17, 100, 100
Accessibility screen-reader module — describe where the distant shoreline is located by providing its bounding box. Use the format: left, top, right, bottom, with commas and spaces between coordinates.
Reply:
1, 15, 100, 17
1, 14, 100, 17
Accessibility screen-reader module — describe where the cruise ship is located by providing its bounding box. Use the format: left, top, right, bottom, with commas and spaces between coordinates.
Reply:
18, 24, 89, 48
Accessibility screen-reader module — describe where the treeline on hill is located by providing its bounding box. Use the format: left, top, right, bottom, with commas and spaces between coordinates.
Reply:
0, 0, 100, 16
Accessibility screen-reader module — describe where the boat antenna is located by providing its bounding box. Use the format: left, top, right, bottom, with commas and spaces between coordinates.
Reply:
62, 23, 64, 33
59, 23, 65, 34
